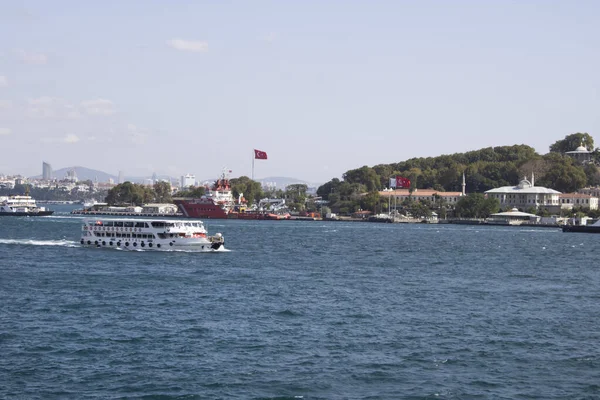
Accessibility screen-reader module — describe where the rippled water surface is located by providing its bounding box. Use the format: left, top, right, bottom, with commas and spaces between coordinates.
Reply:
1, 206, 600, 399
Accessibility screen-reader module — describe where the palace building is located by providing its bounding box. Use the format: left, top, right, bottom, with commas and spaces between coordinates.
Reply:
559, 193, 598, 210
484, 174, 561, 212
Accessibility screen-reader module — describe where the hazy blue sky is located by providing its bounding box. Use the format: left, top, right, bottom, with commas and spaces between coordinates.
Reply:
1, 1, 599, 183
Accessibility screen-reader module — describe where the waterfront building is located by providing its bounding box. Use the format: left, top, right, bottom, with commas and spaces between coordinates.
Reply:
559, 193, 598, 210
487, 208, 540, 225
378, 188, 464, 210
378, 173, 466, 211
565, 142, 594, 164
577, 187, 600, 198
42, 161, 53, 180
484, 174, 561, 212
142, 203, 179, 214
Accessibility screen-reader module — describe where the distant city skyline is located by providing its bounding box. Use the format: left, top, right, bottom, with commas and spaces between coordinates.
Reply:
1, 1, 599, 182
1, 162, 314, 188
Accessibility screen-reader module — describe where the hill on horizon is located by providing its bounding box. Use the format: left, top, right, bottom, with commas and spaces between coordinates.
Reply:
31, 167, 318, 188
32, 166, 118, 182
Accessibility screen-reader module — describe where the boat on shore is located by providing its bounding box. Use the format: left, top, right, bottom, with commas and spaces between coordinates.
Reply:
174, 169, 290, 220
174, 169, 235, 219
562, 219, 600, 233
0, 195, 54, 216
228, 209, 290, 220
80, 218, 225, 251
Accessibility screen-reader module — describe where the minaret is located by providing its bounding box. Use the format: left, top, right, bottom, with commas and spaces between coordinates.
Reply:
462, 172, 466, 196
531, 172, 535, 187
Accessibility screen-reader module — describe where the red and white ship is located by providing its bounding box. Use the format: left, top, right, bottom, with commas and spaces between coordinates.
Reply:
173, 169, 290, 220
173, 169, 235, 219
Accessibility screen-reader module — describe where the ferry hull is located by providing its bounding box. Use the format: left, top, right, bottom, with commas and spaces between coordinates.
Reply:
562, 225, 600, 233
0, 211, 55, 216
79, 238, 224, 251
173, 199, 228, 219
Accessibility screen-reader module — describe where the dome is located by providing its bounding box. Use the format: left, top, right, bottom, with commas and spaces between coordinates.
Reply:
576, 145, 588, 152
517, 179, 532, 189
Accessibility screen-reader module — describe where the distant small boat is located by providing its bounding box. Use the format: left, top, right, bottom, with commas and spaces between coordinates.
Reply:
562, 219, 600, 233
0, 195, 54, 216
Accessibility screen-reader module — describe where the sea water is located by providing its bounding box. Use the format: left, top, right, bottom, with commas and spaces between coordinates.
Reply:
1, 206, 599, 399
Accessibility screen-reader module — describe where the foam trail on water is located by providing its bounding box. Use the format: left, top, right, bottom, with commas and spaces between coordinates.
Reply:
0, 239, 79, 247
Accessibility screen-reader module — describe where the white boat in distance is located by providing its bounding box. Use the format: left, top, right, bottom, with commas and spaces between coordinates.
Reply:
80, 218, 225, 251
0, 195, 54, 216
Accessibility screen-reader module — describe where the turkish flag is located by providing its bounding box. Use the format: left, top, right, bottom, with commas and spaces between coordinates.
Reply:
254, 149, 268, 160
396, 176, 411, 188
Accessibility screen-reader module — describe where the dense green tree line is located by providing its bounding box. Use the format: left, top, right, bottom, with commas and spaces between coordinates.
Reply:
105, 181, 173, 205
317, 133, 600, 215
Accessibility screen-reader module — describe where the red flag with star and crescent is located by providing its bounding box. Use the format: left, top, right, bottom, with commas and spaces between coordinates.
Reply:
254, 149, 268, 160
396, 176, 411, 188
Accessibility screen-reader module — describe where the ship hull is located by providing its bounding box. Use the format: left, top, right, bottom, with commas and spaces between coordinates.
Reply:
0, 211, 55, 216
173, 199, 228, 219
562, 225, 600, 233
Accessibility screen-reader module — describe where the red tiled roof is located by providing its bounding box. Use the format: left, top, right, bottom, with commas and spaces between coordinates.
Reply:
378, 189, 462, 197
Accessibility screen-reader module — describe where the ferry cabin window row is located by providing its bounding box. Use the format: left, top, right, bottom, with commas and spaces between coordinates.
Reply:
92, 232, 157, 239
89, 231, 202, 239
91, 221, 204, 228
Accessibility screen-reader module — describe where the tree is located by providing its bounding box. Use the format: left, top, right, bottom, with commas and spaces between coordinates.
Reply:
407, 201, 432, 219
105, 182, 153, 206
343, 166, 381, 192
583, 164, 600, 187
286, 184, 308, 206
454, 193, 500, 218
230, 176, 263, 205
176, 186, 206, 198
153, 181, 172, 203
317, 178, 341, 201
537, 153, 587, 193
361, 191, 381, 212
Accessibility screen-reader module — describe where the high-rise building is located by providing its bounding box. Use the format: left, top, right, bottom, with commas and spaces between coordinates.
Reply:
181, 174, 196, 188
118, 170, 124, 184
42, 161, 53, 180
65, 169, 78, 182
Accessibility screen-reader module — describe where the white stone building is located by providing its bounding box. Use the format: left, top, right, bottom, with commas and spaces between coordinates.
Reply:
484, 175, 561, 212
559, 193, 598, 210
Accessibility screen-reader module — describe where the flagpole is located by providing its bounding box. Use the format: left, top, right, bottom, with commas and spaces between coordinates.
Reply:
252, 150, 255, 181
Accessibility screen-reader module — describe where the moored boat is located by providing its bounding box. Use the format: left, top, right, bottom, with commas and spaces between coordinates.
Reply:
562, 219, 600, 233
80, 218, 225, 251
174, 170, 235, 219
0, 195, 54, 216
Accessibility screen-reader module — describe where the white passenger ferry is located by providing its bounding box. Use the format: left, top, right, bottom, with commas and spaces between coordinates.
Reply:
80, 218, 225, 251
0, 195, 54, 216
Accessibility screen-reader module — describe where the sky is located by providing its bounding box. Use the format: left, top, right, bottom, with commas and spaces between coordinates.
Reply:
0, 1, 599, 184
